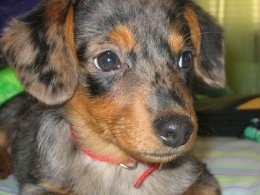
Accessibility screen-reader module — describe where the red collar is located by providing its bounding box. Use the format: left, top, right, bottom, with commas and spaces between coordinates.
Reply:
70, 127, 160, 188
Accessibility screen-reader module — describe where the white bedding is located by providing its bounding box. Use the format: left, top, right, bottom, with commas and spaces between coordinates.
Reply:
195, 137, 260, 195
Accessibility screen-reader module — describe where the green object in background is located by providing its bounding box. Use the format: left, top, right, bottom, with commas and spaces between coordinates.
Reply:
243, 126, 260, 142
0, 68, 24, 105
243, 118, 260, 143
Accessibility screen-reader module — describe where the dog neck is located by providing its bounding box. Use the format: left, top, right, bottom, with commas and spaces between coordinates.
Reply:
70, 126, 161, 188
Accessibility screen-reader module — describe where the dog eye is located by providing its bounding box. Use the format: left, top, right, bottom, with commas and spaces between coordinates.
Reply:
178, 51, 193, 69
94, 51, 121, 71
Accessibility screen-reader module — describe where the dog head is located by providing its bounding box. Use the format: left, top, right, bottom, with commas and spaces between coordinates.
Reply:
1, 0, 225, 163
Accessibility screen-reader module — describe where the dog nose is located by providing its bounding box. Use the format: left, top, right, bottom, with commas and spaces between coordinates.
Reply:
154, 115, 194, 148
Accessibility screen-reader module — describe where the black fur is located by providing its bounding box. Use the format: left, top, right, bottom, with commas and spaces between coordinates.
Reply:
0, 0, 224, 194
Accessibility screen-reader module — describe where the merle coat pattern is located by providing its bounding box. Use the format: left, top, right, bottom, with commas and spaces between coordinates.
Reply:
0, 0, 224, 194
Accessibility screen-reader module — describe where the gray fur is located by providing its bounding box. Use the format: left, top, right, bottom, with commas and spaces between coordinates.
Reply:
0, 0, 223, 194
0, 94, 219, 195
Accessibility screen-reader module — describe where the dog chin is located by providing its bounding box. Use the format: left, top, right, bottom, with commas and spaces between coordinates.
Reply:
130, 146, 192, 163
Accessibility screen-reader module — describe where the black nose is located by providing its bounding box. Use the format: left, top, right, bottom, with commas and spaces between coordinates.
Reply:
154, 115, 194, 148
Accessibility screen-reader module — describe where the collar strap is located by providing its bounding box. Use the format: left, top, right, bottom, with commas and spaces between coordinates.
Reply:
82, 148, 160, 188
70, 126, 160, 188
134, 163, 160, 188
81, 149, 138, 169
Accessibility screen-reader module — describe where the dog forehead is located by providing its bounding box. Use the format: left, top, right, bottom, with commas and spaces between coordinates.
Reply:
74, 0, 198, 62
74, 0, 187, 43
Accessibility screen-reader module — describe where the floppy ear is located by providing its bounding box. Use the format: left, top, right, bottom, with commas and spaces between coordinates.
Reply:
184, 2, 225, 87
1, 0, 78, 105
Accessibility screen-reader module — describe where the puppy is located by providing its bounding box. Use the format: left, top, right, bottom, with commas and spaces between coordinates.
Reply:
0, 0, 225, 194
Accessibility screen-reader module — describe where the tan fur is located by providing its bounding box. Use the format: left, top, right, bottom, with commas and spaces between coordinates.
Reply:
0, 131, 8, 148
0, 0, 223, 194
65, 79, 197, 163
184, 7, 202, 53
168, 28, 184, 53
64, 2, 79, 66
108, 25, 136, 52
44, 0, 69, 22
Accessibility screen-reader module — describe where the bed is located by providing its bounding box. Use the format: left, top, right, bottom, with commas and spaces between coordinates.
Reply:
0, 137, 259, 195
195, 137, 260, 195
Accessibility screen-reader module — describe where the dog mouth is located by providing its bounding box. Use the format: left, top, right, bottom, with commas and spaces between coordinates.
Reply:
142, 152, 177, 158
131, 149, 186, 163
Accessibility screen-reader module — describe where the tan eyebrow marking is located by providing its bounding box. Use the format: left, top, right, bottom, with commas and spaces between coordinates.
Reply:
108, 25, 136, 52
168, 27, 184, 53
